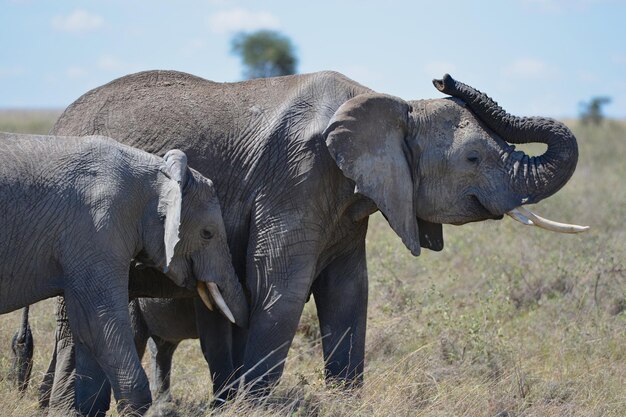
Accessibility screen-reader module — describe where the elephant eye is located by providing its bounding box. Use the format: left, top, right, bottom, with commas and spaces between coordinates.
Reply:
466, 151, 480, 165
201, 229, 213, 240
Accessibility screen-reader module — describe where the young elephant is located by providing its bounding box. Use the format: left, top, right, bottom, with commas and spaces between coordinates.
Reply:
0, 133, 247, 415
129, 297, 199, 399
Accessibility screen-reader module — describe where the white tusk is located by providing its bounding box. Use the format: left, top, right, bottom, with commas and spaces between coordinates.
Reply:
516, 206, 590, 234
506, 208, 534, 225
512, 206, 590, 234
196, 282, 214, 311
208, 282, 236, 324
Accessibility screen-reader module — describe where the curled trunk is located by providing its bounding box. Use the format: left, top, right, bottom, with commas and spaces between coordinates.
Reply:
433, 74, 578, 205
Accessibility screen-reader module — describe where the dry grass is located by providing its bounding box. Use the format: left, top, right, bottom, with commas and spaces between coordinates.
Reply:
0, 115, 624, 416
0, 109, 62, 135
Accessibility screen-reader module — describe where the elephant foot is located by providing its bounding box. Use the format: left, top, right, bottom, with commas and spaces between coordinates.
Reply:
117, 401, 151, 417
210, 386, 237, 409
145, 397, 187, 417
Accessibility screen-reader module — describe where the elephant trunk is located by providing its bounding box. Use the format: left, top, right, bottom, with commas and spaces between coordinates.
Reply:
192, 247, 249, 328
433, 74, 578, 205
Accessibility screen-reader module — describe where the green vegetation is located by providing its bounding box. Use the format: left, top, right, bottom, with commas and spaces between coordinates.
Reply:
579, 97, 612, 125
1, 119, 624, 416
231, 30, 298, 79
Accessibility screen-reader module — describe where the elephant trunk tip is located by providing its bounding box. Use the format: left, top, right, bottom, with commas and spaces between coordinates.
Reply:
432, 74, 454, 93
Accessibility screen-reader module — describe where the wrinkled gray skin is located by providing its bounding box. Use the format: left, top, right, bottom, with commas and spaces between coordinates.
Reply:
39, 71, 578, 409
0, 133, 247, 415
36, 266, 199, 415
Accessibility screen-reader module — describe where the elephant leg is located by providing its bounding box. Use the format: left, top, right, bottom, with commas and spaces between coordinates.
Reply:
38, 341, 55, 408
74, 343, 112, 417
147, 336, 179, 399
130, 298, 149, 359
241, 295, 308, 396
63, 278, 151, 416
312, 229, 368, 387
48, 296, 78, 414
237, 217, 323, 396
46, 297, 111, 415
194, 301, 238, 402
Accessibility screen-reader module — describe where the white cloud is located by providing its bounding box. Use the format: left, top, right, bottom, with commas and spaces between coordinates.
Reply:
208, 8, 280, 34
504, 58, 558, 79
51, 10, 104, 34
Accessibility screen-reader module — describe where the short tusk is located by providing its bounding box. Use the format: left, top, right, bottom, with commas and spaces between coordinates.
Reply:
208, 282, 236, 324
506, 208, 534, 225
196, 282, 214, 311
508, 206, 590, 234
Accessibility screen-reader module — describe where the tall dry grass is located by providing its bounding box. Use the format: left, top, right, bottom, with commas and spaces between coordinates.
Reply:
0, 114, 624, 416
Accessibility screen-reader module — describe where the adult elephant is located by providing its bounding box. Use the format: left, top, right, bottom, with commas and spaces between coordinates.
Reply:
43, 70, 582, 410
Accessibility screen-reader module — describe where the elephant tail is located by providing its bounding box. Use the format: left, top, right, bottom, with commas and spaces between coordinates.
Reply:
9, 306, 34, 393
129, 299, 150, 359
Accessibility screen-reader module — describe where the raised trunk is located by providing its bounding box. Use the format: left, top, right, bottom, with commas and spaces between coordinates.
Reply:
433, 74, 578, 205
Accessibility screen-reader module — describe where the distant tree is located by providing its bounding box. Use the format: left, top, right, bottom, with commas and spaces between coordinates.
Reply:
231, 30, 298, 79
579, 96, 612, 125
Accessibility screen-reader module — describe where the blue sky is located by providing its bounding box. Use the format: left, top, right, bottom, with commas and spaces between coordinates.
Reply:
1, 0, 625, 118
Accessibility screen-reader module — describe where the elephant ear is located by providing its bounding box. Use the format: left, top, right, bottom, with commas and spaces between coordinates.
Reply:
324, 93, 422, 255
158, 149, 189, 270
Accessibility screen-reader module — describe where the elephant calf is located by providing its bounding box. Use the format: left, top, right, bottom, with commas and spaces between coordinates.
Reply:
0, 133, 247, 415
129, 297, 199, 399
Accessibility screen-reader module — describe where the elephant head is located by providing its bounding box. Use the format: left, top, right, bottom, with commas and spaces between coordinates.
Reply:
324, 74, 586, 256
139, 149, 248, 326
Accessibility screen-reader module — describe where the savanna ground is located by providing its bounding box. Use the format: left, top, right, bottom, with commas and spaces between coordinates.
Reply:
0, 110, 624, 416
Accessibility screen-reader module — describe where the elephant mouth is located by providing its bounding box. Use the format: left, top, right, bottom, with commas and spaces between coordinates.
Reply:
469, 195, 589, 234
449, 194, 504, 225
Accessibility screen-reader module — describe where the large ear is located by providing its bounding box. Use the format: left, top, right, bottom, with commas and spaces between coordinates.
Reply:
158, 149, 189, 270
324, 93, 422, 255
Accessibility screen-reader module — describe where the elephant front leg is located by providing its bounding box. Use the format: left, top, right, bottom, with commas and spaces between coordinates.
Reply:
241, 292, 309, 395
63, 277, 151, 415
312, 229, 368, 387
237, 220, 321, 396
194, 299, 242, 403
74, 342, 112, 416
47, 296, 78, 413
45, 297, 113, 416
